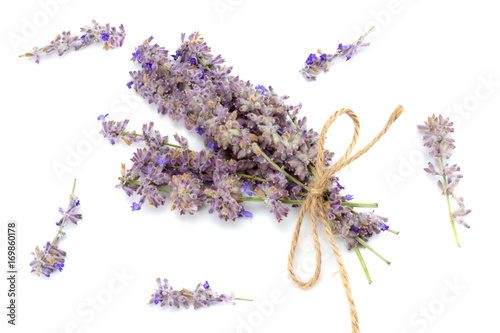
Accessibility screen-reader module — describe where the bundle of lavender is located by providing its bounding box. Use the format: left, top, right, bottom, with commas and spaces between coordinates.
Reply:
100, 32, 400, 284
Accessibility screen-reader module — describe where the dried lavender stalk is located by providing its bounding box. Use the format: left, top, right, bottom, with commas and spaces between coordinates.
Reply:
418, 114, 471, 247
299, 27, 373, 81
30, 179, 82, 277
19, 20, 125, 63
149, 279, 251, 309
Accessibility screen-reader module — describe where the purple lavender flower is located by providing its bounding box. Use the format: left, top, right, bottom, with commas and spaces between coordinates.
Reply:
131, 202, 141, 211
237, 209, 253, 218
55, 263, 65, 272
126, 81, 133, 89
56, 198, 83, 225
169, 173, 206, 215
300, 28, 372, 81
20, 20, 125, 63
132, 49, 142, 63
30, 241, 66, 277
418, 114, 471, 247
155, 156, 169, 165
254, 180, 290, 222
305, 53, 318, 65
207, 142, 216, 152
98, 114, 109, 122
255, 85, 266, 95
240, 182, 253, 196
196, 127, 203, 135
149, 278, 240, 310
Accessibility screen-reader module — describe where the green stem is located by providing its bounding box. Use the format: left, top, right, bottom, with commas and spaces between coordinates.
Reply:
119, 177, 378, 210
362, 26, 375, 39
119, 132, 193, 152
440, 157, 461, 248
196, 57, 212, 72
354, 246, 372, 284
234, 297, 253, 301
347, 202, 378, 208
237, 174, 267, 183
355, 237, 391, 265
252, 143, 309, 191
286, 110, 299, 128
387, 228, 399, 235
50, 179, 77, 246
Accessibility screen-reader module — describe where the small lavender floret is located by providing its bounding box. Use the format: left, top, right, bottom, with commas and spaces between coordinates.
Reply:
170, 173, 206, 215
30, 241, 67, 277
20, 20, 126, 63
56, 198, 82, 225
149, 278, 235, 310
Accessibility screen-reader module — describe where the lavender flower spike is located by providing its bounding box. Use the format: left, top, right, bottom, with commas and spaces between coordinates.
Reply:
30, 179, 82, 277
418, 114, 471, 247
300, 27, 373, 81
149, 278, 251, 309
20, 20, 125, 63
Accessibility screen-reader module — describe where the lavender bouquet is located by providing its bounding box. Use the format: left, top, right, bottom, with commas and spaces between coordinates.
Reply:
100, 32, 400, 284
30, 179, 82, 277
418, 114, 471, 247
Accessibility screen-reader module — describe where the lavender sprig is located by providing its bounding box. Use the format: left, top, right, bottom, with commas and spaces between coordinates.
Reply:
418, 114, 471, 247
30, 179, 82, 277
149, 279, 251, 309
19, 20, 125, 63
299, 27, 373, 81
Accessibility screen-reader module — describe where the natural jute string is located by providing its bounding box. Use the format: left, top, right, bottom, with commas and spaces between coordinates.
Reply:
287, 105, 404, 333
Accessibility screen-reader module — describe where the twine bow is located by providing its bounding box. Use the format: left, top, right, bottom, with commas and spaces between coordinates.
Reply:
287, 105, 404, 333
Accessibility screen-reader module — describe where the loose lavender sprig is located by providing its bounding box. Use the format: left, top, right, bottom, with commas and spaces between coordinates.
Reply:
418, 114, 471, 247
149, 279, 251, 309
19, 20, 125, 63
299, 27, 374, 81
30, 179, 82, 277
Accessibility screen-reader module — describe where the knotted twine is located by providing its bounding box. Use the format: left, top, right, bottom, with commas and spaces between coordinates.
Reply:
287, 105, 404, 333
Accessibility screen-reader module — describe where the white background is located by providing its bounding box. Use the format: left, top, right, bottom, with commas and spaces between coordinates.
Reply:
1, 0, 499, 332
